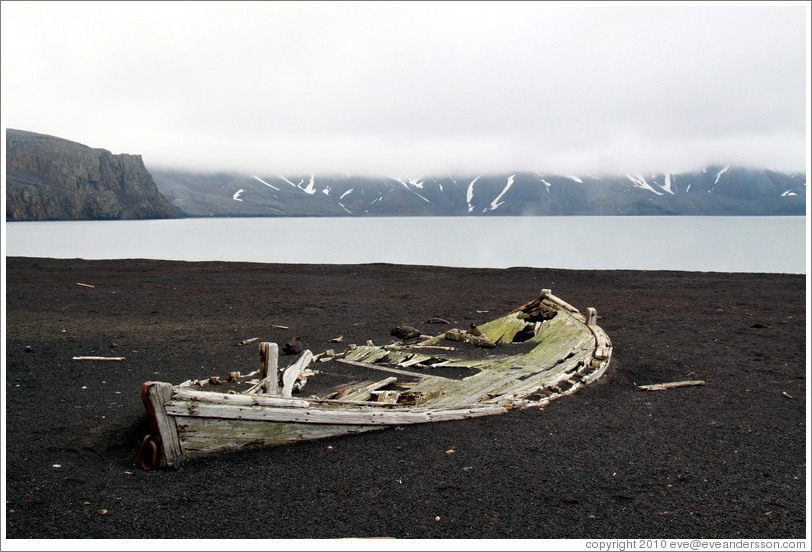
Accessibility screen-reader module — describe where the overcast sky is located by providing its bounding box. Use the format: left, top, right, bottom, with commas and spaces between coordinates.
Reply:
2, 1, 809, 177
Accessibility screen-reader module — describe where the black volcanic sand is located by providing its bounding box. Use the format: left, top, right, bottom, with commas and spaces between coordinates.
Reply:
4, 257, 807, 540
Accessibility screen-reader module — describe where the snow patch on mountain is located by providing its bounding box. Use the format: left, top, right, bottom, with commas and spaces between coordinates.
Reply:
626, 174, 663, 196
488, 175, 515, 211
340, 188, 354, 199
252, 176, 279, 191
566, 175, 583, 184
661, 173, 675, 195
399, 177, 425, 189
232, 189, 245, 201
715, 165, 730, 185
466, 176, 481, 213
302, 175, 317, 195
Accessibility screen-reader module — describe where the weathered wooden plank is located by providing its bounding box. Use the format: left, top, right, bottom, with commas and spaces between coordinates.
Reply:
172, 388, 310, 408
175, 417, 384, 454
343, 346, 390, 364
398, 354, 433, 367
281, 350, 314, 398
338, 377, 398, 402
639, 380, 705, 391
486, 349, 592, 400
165, 401, 507, 426
335, 358, 450, 380
544, 292, 580, 313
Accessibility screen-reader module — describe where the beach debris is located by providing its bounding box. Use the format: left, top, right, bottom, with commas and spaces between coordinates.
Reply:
25, 346, 32, 353
226, 371, 241, 383
271, 324, 289, 330
238, 337, 259, 346
72, 356, 125, 361
331, 335, 343, 343
316, 350, 336, 362
445, 449, 456, 454
782, 391, 794, 399
208, 376, 221, 385
638, 380, 705, 391
97, 509, 108, 516
75, 282, 95, 288
466, 323, 482, 336
52, 464, 62, 468
366, 340, 375, 346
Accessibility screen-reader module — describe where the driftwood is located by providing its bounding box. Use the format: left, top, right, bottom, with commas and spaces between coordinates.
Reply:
75, 282, 95, 288
72, 356, 125, 361
638, 380, 705, 391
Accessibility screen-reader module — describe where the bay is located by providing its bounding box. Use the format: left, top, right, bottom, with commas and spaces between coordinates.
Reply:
4, 216, 808, 274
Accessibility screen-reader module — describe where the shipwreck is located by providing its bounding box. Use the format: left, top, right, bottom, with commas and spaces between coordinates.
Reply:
139, 289, 612, 469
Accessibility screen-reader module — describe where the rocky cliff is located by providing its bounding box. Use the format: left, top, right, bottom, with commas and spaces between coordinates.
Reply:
5, 129, 177, 221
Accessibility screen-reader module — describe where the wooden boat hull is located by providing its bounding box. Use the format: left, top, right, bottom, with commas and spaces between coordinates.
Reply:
139, 289, 612, 469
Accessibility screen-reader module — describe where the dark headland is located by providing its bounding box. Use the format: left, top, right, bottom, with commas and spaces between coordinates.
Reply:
4, 257, 807, 540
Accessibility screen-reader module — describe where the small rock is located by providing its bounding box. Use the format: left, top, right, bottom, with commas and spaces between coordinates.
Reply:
445, 449, 456, 454
24, 346, 32, 353
97, 509, 108, 516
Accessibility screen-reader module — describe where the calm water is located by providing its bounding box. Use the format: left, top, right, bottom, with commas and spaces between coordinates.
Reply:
4, 216, 808, 274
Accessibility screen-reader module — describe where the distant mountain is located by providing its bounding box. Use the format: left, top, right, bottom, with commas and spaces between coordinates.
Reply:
150, 167, 806, 217
5, 129, 177, 221
5, 128, 806, 219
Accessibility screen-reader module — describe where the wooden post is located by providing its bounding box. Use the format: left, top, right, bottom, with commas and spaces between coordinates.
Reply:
259, 342, 279, 395
586, 307, 597, 325
140, 382, 181, 467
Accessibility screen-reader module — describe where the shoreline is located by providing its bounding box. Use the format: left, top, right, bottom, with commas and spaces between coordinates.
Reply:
4, 257, 808, 539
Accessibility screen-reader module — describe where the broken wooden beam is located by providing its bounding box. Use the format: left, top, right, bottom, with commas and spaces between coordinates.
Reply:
335, 358, 451, 380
